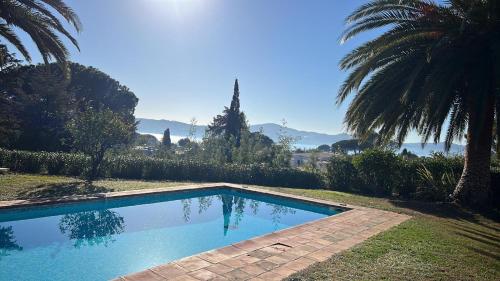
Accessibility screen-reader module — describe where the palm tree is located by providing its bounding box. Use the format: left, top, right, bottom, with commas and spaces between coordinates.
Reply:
0, 0, 81, 63
338, 0, 499, 207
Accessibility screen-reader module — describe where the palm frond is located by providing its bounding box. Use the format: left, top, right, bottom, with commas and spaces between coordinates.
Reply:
0, 0, 80, 63
0, 23, 31, 60
337, 0, 496, 151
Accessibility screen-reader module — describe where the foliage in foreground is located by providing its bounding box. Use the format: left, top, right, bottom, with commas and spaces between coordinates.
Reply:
67, 109, 136, 181
0, 0, 80, 64
0, 63, 138, 152
326, 149, 499, 206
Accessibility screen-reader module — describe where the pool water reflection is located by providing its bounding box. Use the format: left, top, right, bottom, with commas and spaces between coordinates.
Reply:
0, 188, 342, 281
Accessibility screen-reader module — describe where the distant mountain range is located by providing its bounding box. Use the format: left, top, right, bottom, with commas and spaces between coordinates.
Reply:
136, 118, 351, 147
136, 118, 464, 155
399, 143, 464, 156
137, 118, 207, 139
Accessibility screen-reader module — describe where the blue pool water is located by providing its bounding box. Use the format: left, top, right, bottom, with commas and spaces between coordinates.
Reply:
0, 188, 343, 281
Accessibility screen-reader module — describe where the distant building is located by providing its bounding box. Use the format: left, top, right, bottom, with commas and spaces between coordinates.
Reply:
291, 152, 335, 170
132, 145, 157, 156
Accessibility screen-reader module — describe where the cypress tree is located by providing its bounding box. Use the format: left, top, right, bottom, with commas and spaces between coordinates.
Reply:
162, 128, 171, 148
207, 79, 246, 145
226, 79, 243, 144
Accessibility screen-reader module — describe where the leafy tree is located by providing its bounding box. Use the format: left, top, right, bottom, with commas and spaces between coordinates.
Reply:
16, 66, 72, 151
68, 63, 138, 123
67, 109, 135, 182
326, 156, 357, 191
207, 79, 247, 145
317, 144, 331, 152
201, 135, 234, 164
400, 148, 419, 160
305, 150, 320, 172
332, 137, 377, 154
0, 46, 22, 148
232, 131, 275, 164
272, 120, 296, 167
177, 118, 202, 159
201, 129, 275, 165
178, 138, 191, 147
332, 139, 358, 154
187, 118, 198, 141
0, 0, 81, 64
59, 210, 124, 248
338, 0, 500, 206
0, 63, 138, 151
133, 133, 160, 147
0, 226, 22, 258
162, 128, 172, 148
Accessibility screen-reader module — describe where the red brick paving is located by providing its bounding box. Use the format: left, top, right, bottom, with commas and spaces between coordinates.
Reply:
114, 185, 410, 280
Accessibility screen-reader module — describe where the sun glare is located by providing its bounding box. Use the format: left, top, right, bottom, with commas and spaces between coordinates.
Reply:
145, 0, 206, 21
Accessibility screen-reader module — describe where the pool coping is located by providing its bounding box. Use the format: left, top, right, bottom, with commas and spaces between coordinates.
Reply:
0, 183, 411, 281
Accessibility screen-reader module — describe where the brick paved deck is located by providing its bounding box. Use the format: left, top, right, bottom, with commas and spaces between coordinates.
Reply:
0, 183, 411, 281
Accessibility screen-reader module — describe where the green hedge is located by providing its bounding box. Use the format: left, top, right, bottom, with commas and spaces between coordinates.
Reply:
0, 149, 89, 176
326, 148, 499, 203
325, 156, 358, 191
352, 149, 402, 195
104, 155, 324, 187
2, 148, 497, 204
0, 149, 323, 188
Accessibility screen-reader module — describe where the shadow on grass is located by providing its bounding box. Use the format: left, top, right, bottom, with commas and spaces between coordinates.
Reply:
18, 182, 112, 200
453, 224, 500, 242
458, 231, 500, 247
390, 197, 500, 261
389, 198, 500, 223
452, 222, 500, 261
465, 245, 500, 261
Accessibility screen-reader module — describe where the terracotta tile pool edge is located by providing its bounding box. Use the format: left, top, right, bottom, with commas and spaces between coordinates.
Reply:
0, 183, 411, 281
0, 183, 355, 211
0, 183, 229, 210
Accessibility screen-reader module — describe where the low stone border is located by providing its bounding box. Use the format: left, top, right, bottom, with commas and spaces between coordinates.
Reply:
0, 183, 411, 281
0, 183, 226, 210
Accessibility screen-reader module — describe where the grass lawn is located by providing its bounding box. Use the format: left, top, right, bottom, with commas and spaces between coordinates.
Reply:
1, 174, 499, 280
0, 173, 195, 201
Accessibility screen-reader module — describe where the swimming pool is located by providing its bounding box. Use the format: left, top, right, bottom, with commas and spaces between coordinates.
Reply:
0, 187, 344, 281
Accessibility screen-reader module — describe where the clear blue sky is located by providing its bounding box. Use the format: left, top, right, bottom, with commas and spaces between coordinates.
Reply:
16, 0, 425, 142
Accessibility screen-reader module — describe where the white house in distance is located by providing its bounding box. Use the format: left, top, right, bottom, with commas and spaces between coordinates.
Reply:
290, 152, 335, 170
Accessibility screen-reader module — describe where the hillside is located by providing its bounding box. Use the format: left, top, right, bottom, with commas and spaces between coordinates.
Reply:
136, 118, 351, 147
136, 118, 465, 154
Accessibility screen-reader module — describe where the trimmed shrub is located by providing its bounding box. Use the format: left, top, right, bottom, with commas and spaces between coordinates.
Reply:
0, 149, 12, 167
1, 149, 43, 173
397, 160, 420, 197
2, 148, 496, 204
491, 167, 500, 207
44, 152, 66, 175
352, 149, 401, 195
325, 156, 358, 191
102, 155, 145, 179
325, 151, 472, 202
411, 154, 463, 201
0, 149, 323, 189
0, 149, 88, 176
62, 153, 89, 177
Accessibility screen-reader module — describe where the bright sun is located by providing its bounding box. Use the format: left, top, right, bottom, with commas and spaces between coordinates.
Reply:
145, 0, 205, 21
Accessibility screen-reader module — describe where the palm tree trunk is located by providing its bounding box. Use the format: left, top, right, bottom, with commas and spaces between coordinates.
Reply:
452, 96, 494, 207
